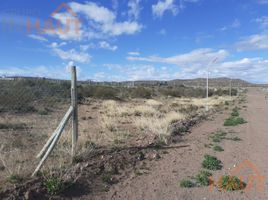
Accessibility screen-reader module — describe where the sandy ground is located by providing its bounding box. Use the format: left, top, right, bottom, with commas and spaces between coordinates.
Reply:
99, 88, 268, 200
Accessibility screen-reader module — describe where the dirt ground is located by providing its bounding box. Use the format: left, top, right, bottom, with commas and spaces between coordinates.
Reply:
0, 95, 226, 188
93, 88, 268, 200
2, 88, 268, 200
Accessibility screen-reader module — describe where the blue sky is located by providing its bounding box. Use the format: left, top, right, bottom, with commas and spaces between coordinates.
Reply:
0, 0, 268, 83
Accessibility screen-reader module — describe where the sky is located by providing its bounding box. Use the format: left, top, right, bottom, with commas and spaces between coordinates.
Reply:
0, 0, 268, 83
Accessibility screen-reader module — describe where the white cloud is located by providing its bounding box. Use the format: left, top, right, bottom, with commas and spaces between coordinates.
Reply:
52, 48, 91, 63
100, 64, 175, 81
28, 34, 48, 42
159, 29, 167, 35
127, 48, 229, 68
214, 58, 268, 83
128, 0, 142, 20
71, 2, 142, 38
49, 42, 67, 48
255, 16, 268, 29
102, 56, 268, 83
236, 34, 268, 51
45, 2, 142, 41
171, 57, 268, 83
99, 41, 118, 51
128, 51, 140, 56
80, 43, 95, 51
102, 21, 142, 36
47, 12, 83, 41
220, 18, 241, 32
220, 26, 227, 31
93, 55, 268, 83
152, 0, 179, 18
66, 61, 75, 70
152, 0, 200, 18
70, 2, 115, 23
231, 19, 241, 28
0, 66, 71, 79
256, 0, 268, 4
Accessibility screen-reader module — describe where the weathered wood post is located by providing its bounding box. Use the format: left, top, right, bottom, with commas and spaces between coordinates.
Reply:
32, 66, 79, 176
32, 106, 73, 176
71, 66, 78, 158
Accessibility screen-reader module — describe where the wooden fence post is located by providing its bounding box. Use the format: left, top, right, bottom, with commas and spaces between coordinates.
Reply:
32, 106, 73, 176
71, 66, 78, 158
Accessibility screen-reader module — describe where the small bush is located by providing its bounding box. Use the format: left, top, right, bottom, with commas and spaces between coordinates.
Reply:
231, 107, 239, 117
0, 123, 26, 130
131, 87, 152, 99
38, 109, 49, 115
209, 131, 227, 143
202, 155, 223, 170
217, 175, 246, 191
84, 141, 97, 149
179, 179, 195, 188
44, 176, 63, 195
95, 87, 118, 99
224, 116, 247, 126
195, 171, 212, 186
7, 174, 23, 184
102, 173, 114, 185
153, 138, 167, 149
0, 79, 70, 113
213, 145, 224, 152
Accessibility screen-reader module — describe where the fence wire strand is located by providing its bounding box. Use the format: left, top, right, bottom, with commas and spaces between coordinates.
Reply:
0, 78, 72, 181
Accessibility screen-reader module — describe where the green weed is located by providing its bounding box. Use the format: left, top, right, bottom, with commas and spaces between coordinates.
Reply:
202, 155, 223, 170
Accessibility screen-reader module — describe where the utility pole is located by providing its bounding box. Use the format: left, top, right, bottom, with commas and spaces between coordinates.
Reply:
206, 69, 209, 111
206, 57, 218, 111
229, 77, 232, 97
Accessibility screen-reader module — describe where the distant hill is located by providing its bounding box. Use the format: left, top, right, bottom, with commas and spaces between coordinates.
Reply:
120, 78, 253, 88
0, 76, 254, 88
168, 78, 253, 88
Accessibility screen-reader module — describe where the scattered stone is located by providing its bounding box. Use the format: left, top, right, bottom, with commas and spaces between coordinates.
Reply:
146, 150, 161, 160
136, 152, 145, 161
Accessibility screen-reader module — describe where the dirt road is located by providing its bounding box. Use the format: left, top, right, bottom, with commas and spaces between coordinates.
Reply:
103, 88, 268, 200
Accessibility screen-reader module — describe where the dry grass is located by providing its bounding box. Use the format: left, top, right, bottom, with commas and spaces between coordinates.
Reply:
0, 95, 232, 186
170, 96, 232, 109
96, 96, 231, 145
134, 111, 185, 138
145, 99, 163, 106
97, 99, 187, 145
0, 148, 32, 178
133, 105, 158, 117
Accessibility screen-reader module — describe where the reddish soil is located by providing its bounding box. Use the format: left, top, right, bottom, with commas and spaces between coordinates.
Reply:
99, 88, 268, 200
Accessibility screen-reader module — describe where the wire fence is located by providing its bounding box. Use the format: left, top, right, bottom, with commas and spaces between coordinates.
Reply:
0, 75, 241, 183
0, 77, 74, 181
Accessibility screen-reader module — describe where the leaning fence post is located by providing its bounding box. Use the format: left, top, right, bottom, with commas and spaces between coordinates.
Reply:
71, 66, 78, 158
32, 106, 73, 176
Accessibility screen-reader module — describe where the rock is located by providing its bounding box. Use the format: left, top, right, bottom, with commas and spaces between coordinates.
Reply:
24, 190, 37, 200
136, 152, 145, 161
24, 191, 30, 200
146, 150, 161, 160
